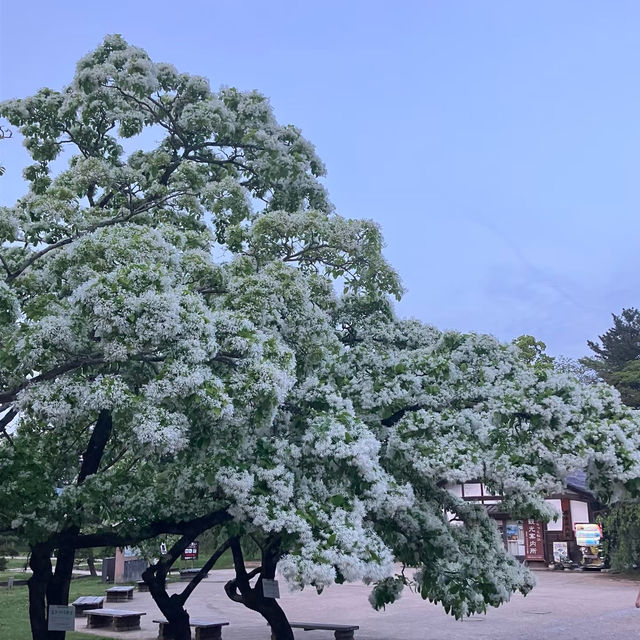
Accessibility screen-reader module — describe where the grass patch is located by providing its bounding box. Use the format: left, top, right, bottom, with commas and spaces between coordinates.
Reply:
0, 571, 31, 581
4, 558, 30, 570
0, 550, 242, 639
170, 547, 235, 571
0, 577, 113, 640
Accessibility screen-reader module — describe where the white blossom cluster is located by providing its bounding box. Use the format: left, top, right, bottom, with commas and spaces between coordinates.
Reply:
2, 35, 640, 623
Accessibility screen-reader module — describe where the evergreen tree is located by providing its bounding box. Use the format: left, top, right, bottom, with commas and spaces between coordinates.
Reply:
581, 308, 640, 407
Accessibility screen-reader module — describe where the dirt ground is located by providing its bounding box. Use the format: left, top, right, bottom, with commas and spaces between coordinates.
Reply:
78, 568, 640, 640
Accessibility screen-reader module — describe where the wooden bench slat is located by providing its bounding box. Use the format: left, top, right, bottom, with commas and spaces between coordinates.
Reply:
72, 596, 104, 604
290, 622, 359, 631
189, 620, 230, 627
274, 621, 359, 640
87, 608, 146, 617
105, 585, 134, 602
153, 618, 229, 627
71, 596, 105, 617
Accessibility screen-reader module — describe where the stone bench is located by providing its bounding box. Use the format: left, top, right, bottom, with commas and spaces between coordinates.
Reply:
137, 580, 150, 592
288, 621, 359, 640
106, 585, 134, 602
71, 595, 105, 616
86, 608, 146, 631
179, 568, 209, 581
154, 617, 229, 640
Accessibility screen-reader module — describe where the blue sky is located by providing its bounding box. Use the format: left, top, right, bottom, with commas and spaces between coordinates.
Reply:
2, 1, 639, 358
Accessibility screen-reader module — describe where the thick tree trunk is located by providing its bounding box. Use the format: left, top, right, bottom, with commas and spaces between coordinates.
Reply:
258, 598, 295, 640
141, 535, 231, 640
27, 410, 114, 640
46, 539, 77, 640
223, 537, 294, 640
28, 541, 77, 640
142, 565, 192, 640
86, 549, 97, 577
224, 580, 294, 640
28, 544, 52, 640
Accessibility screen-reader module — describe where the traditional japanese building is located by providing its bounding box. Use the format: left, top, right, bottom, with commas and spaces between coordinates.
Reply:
448, 473, 603, 566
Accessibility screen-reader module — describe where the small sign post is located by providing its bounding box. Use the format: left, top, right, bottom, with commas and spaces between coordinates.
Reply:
182, 541, 199, 561
48, 605, 75, 631
262, 579, 280, 599
7, 576, 14, 590
575, 523, 602, 546
553, 541, 569, 563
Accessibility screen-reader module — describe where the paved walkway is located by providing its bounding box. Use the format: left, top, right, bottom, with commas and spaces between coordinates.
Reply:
76, 569, 640, 640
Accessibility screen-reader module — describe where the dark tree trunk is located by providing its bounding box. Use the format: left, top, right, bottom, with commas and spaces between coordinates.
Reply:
27, 410, 114, 640
86, 549, 97, 577
258, 598, 295, 640
223, 537, 294, 640
142, 563, 191, 640
142, 534, 231, 640
46, 538, 78, 640
28, 544, 52, 640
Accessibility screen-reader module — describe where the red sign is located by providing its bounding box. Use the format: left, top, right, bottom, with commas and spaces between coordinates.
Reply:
182, 541, 199, 561
523, 520, 545, 561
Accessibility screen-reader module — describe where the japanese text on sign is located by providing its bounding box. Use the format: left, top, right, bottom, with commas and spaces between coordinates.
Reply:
524, 520, 545, 560
48, 605, 75, 631
262, 579, 280, 599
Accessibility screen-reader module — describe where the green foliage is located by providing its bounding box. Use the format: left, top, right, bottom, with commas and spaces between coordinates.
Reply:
0, 534, 21, 557
600, 502, 640, 571
581, 308, 640, 407
3, 34, 640, 633
512, 334, 554, 370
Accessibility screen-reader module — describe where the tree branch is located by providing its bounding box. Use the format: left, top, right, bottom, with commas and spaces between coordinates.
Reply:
0, 356, 105, 403
381, 405, 425, 428
0, 408, 17, 445
60, 510, 232, 550
0, 253, 13, 278
178, 538, 233, 604
5, 189, 196, 284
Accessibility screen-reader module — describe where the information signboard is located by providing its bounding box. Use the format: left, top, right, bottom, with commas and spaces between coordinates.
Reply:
48, 605, 75, 631
523, 520, 545, 561
182, 541, 199, 561
552, 541, 569, 563
262, 579, 280, 599
575, 523, 604, 568
506, 524, 519, 541
575, 523, 601, 547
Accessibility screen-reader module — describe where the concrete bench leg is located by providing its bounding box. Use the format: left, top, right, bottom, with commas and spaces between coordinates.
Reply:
195, 627, 222, 640
334, 631, 355, 640
87, 616, 109, 629
113, 615, 141, 631
107, 594, 127, 603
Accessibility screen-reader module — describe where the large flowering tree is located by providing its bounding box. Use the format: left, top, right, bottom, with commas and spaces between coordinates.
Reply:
333, 302, 640, 615
2, 35, 640, 640
0, 35, 401, 640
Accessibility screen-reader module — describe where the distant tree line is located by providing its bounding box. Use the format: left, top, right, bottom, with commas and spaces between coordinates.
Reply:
581, 308, 640, 570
